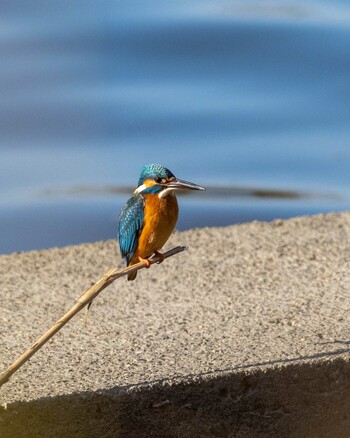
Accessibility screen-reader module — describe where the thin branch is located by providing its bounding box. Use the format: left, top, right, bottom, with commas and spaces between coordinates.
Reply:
0, 246, 187, 388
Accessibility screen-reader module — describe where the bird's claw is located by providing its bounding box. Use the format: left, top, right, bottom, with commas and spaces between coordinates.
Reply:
154, 251, 165, 264
138, 256, 151, 268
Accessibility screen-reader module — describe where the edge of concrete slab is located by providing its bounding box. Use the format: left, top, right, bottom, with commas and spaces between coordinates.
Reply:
1, 212, 350, 437
1, 357, 350, 437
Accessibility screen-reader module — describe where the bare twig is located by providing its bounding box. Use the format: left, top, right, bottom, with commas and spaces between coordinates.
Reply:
0, 246, 187, 388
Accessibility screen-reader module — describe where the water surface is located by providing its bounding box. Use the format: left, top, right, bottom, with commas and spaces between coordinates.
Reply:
1, 1, 350, 253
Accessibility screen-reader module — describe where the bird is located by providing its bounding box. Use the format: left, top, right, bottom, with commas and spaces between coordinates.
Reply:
118, 163, 205, 280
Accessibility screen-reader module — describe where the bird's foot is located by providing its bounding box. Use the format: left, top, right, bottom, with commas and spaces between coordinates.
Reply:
154, 251, 165, 264
138, 256, 151, 268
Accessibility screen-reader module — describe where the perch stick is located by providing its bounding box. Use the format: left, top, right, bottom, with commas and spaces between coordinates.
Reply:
0, 245, 187, 388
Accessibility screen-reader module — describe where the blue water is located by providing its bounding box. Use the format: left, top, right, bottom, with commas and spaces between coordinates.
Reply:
1, 1, 350, 254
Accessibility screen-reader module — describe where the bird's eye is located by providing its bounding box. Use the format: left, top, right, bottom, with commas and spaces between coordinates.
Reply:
155, 177, 164, 183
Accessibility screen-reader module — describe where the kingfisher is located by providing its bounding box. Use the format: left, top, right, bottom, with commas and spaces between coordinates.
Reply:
118, 164, 205, 280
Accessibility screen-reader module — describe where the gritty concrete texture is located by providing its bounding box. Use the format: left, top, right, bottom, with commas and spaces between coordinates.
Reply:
1, 212, 350, 437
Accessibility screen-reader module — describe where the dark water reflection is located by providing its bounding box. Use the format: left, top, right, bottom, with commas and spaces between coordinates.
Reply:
42, 185, 311, 199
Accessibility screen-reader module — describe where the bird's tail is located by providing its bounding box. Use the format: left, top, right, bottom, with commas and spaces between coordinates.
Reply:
127, 259, 138, 281
127, 270, 137, 281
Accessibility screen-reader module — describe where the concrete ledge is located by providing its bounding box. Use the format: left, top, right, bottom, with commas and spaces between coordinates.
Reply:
1, 212, 350, 437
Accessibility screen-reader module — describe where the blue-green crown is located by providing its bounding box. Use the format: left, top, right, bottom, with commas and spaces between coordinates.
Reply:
138, 164, 175, 186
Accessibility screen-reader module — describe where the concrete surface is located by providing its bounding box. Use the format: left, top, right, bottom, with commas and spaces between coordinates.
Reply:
0, 212, 350, 437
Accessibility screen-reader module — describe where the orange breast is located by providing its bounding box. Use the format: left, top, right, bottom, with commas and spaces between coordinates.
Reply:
131, 192, 178, 263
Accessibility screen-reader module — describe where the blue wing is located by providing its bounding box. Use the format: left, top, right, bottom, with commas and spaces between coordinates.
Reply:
118, 194, 145, 264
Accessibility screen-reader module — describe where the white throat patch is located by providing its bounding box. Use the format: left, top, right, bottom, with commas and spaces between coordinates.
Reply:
158, 188, 176, 199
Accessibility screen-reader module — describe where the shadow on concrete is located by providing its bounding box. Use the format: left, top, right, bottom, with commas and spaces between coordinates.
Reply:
317, 340, 350, 346
1, 354, 350, 438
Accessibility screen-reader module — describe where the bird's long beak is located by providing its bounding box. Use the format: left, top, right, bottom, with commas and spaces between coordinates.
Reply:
166, 178, 205, 191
